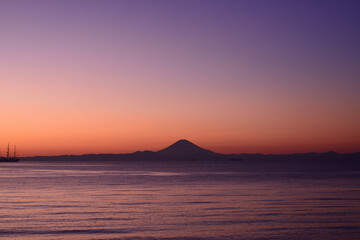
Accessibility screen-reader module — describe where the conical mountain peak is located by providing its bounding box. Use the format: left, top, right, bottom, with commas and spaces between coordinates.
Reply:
157, 139, 216, 156
171, 139, 198, 147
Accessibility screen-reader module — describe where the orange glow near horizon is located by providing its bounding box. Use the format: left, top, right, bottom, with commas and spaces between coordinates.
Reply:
1, 70, 359, 156
1, 1, 359, 157
1, 68, 360, 156
1, 98, 359, 157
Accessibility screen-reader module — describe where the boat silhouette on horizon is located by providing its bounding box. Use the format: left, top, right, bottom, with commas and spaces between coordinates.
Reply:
0, 144, 19, 162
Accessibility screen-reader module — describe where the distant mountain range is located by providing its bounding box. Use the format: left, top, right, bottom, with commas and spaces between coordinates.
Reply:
21, 139, 360, 162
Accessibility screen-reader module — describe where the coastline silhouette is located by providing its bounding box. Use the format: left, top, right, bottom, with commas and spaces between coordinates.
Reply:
19, 139, 360, 162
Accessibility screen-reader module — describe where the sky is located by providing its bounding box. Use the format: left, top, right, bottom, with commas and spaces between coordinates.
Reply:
1, 0, 360, 156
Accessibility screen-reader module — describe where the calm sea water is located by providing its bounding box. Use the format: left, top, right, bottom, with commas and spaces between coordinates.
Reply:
1, 159, 360, 240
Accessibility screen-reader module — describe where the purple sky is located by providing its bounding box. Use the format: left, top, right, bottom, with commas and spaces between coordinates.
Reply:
1, 0, 359, 155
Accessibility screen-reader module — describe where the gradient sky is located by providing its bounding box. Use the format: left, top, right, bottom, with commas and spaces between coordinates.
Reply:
1, 0, 359, 156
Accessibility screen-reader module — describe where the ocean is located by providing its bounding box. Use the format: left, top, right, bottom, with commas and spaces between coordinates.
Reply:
0, 159, 359, 239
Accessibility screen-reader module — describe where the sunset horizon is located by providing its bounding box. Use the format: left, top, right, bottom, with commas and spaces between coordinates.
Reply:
3, 137, 360, 158
1, 0, 359, 157
1, 1, 360, 239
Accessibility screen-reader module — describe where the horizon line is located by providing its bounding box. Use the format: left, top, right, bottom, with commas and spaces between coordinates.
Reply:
4, 139, 360, 158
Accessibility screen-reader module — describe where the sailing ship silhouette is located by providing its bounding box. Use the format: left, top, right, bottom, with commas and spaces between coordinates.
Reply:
0, 144, 19, 162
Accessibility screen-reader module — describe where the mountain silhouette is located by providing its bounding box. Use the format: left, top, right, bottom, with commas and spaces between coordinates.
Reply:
158, 139, 214, 155
19, 139, 360, 163
157, 139, 221, 160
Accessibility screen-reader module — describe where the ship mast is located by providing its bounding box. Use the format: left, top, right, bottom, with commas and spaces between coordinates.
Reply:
14, 146, 16, 158
7, 143, 10, 160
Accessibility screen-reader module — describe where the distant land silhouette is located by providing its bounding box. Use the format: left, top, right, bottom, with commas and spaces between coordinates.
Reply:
20, 139, 360, 162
